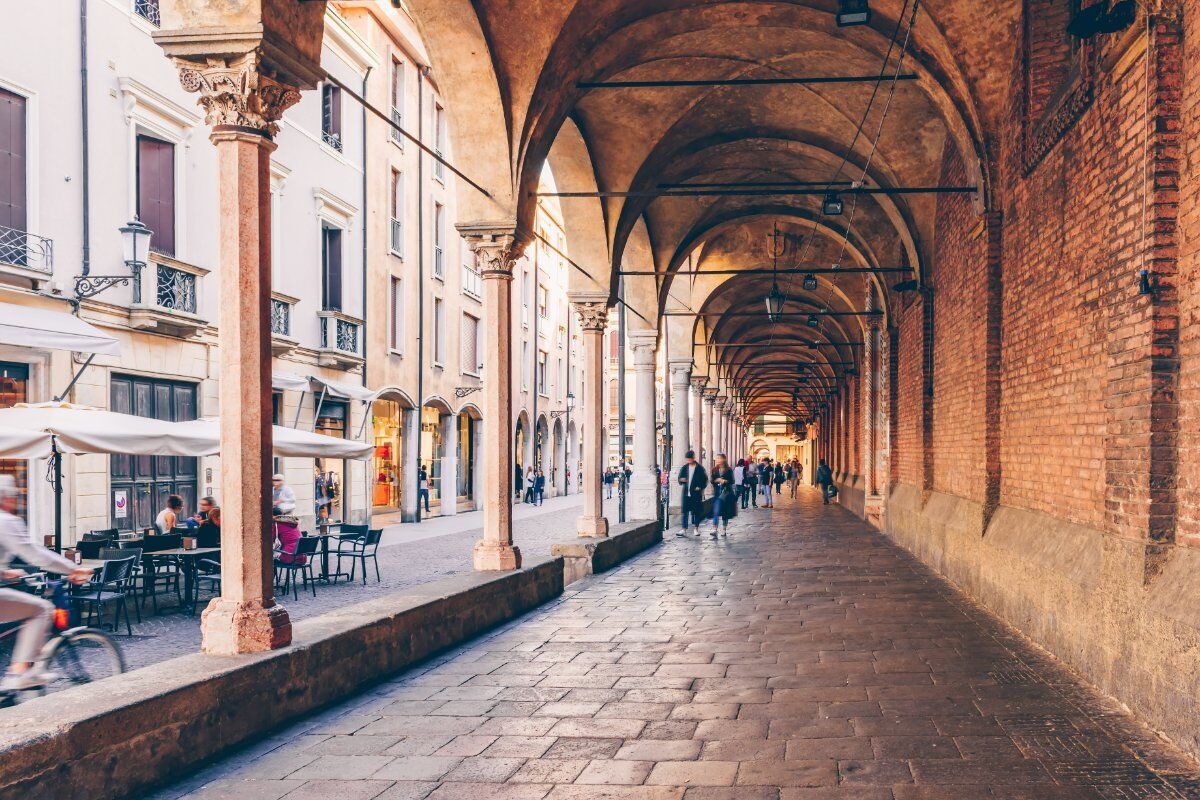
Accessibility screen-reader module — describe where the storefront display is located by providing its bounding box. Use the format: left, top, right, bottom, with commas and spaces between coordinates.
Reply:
372, 400, 402, 510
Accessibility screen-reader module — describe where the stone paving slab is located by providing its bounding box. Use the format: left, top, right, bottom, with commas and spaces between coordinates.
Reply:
145, 489, 1199, 800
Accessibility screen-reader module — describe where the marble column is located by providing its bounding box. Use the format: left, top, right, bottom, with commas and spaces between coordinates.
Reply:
461, 225, 523, 569
572, 293, 610, 537
690, 378, 706, 463
440, 412, 458, 516
400, 407, 420, 522
627, 329, 659, 519
165, 55, 302, 654
668, 360, 692, 509
702, 390, 718, 466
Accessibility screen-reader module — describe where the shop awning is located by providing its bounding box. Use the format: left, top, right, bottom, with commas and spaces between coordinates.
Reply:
308, 376, 377, 403
178, 418, 373, 460
271, 372, 310, 392
0, 403, 217, 456
0, 303, 120, 355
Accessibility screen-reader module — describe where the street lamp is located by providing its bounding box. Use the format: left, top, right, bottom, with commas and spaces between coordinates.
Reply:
765, 283, 786, 323
566, 391, 576, 411
74, 217, 154, 307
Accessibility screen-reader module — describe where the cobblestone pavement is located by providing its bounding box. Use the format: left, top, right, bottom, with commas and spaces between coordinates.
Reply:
146, 488, 1200, 800
34, 495, 617, 672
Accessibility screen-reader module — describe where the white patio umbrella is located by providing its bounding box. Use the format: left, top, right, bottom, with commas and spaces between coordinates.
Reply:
175, 418, 374, 460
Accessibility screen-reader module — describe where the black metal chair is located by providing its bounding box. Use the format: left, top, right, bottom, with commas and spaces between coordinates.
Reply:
73, 556, 137, 635
274, 536, 320, 600
334, 528, 383, 585
83, 528, 118, 541
141, 533, 183, 613
76, 538, 112, 560
99, 548, 143, 623
191, 554, 222, 615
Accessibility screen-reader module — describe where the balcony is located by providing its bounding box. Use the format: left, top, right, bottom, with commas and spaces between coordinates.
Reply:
317, 310, 364, 370
462, 264, 482, 300
0, 224, 54, 282
133, 0, 160, 26
389, 218, 403, 257
322, 130, 343, 153
128, 255, 207, 338
270, 292, 300, 356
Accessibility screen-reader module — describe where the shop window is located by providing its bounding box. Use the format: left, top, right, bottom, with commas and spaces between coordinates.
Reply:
314, 400, 346, 522
373, 400, 402, 510
0, 363, 29, 520
456, 413, 474, 498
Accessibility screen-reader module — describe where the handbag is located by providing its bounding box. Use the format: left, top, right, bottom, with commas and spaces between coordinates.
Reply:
828, 484, 839, 498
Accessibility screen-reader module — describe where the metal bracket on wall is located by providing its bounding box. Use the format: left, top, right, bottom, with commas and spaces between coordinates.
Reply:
454, 386, 482, 399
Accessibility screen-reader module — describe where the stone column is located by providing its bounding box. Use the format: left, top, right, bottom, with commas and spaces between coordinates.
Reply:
400, 407, 420, 522
691, 378, 706, 463
572, 293, 610, 537
440, 412, 458, 516
627, 330, 659, 519
668, 360, 692, 509
702, 390, 718, 466
460, 225, 523, 569
165, 55, 302, 654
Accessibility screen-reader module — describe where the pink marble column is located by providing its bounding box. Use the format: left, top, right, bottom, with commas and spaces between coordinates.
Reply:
461, 225, 523, 569
572, 293, 610, 537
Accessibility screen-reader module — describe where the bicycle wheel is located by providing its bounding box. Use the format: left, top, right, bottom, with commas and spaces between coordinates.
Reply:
41, 628, 125, 688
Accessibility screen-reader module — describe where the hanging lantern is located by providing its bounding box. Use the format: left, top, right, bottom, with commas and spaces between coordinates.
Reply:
823, 193, 844, 216
806, 313, 820, 328
802, 273, 818, 291
765, 283, 786, 322
836, 0, 871, 26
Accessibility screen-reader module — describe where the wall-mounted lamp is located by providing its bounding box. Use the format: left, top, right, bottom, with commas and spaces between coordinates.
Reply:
836, 0, 871, 27
823, 193, 844, 216
1138, 269, 1153, 297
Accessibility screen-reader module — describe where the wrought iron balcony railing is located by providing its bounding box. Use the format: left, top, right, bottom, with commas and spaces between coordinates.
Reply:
270, 297, 291, 337
390, 109, 403, 145
0, 224, 53, 275
320, 313, 360, 355
322, 130, 343, 152
134, 0, 160, 26
156, 263, 197, 314
389, 218, 403, 256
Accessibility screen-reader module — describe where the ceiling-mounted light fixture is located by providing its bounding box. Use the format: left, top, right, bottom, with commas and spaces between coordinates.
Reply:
806, 313, 821, 328
836, 0, 872, 27
1067, 0, 1136, 39
802, 273, 818, 291
765, 223, 787, 322
823, 193, 844, 216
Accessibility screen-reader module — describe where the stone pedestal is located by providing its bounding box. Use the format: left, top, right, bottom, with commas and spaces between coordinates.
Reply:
573, 294, 610, 537
462, 225, 523, 569
627, 330, 659, 520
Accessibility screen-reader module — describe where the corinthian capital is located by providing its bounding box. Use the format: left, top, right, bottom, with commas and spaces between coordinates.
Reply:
569, 291, 610, 332
458, 222, 525, 279
173, 53, 301, 138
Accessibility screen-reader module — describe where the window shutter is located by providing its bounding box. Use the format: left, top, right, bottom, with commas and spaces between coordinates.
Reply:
462, 314, 479, 373
137, 135, 175, 256
0, 88, 27, 232
322, 228, 343, 311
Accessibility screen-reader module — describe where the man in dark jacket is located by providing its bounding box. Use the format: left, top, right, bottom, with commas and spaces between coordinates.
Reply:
815, 459, 834, 504
675, 450, 708, 538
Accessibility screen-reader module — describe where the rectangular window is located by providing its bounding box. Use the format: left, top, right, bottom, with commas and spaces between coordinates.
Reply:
389, 170, 403, 256
322, 83, 342, 151
537, 284, 548, 320
557, 357, 564, 399
0, 88, 27, 236
389, 276, 403, 353
390, 58, 404, 145
433, 103, 446, 181
321, 226, 343, 311
521, 340, 529, 389
462, 313, 480, 375
432, 296, 445, 365
461, 240, 481, 299
537, 350, 548, 396
432, 202, 444, 279
136, 134, 175, 256
521, 268, 530, 326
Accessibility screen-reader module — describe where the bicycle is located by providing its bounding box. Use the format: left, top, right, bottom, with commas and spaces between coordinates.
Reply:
0, 574, 125, 707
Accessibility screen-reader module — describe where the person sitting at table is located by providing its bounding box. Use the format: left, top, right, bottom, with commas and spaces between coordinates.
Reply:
197, 506, 221, 549
155, 494, 184, 534
272, 514, 306, 565
190, 496, 215, 526
271, 474, 296, 515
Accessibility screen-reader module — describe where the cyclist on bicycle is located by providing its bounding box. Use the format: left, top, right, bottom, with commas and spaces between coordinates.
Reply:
0, 476, 91, 691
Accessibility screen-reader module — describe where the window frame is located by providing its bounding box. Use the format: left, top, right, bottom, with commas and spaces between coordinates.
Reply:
461, 312, 481, 377
432, 295, 445, 367
389, 275, 404, 355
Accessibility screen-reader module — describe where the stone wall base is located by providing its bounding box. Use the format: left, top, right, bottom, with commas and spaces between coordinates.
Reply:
881, 483, 1200, 761
552, 519, 662, 584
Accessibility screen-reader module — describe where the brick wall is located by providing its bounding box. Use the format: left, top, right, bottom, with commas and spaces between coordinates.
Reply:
894, 299, 924, 488
1177, 6, 1200, 550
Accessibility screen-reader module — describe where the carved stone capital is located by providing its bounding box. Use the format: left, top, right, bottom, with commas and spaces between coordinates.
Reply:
668, 359, 693, 387
690, 376, 708, 391
702, 389, 719, 403
172, 53, 301, 138
628, 330, 657, 369
570, 291, 611, 332
459, 222, 524, 280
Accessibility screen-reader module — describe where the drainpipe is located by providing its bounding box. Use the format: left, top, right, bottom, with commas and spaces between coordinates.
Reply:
360, 65, 371, 528
79, 0, 90, 275
414, 65, 428, 522
531, 226, 538, 480
564, 304, 571, 494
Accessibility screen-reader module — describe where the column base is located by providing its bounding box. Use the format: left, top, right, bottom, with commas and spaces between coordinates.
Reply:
628, 481, 660, 521
577, 515, 609, 538
201, 597, 291, 655
473, 540, 522, 571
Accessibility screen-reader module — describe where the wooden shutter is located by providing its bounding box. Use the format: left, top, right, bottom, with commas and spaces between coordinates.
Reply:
0, 88, 27, 231
462, 314, 479, 373
136, 135, 175, 255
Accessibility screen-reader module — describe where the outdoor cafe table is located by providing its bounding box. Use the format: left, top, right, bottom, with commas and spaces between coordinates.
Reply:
310, 524, 354, 583
82, 547, 220, 610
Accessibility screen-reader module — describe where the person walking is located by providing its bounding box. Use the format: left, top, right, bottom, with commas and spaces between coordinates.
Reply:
514, 463, 524, 503
523, 467, 536, 504
773, 462, 785, 495
675, 450, 708, 538
744, 458, 758, 507
534, 469, 546, 506
816, 458, 834, 504
710, 454, 735, 538
418, 466, 431, 513
732, 459, 745, 509
604, 468, 615, 499
787, 461, 799, 498
759, 459, 774, 508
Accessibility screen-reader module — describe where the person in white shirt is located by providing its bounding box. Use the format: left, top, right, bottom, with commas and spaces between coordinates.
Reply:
271, 474, 296, 515
0, 476, 91, 691
732, 460, 745, 507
